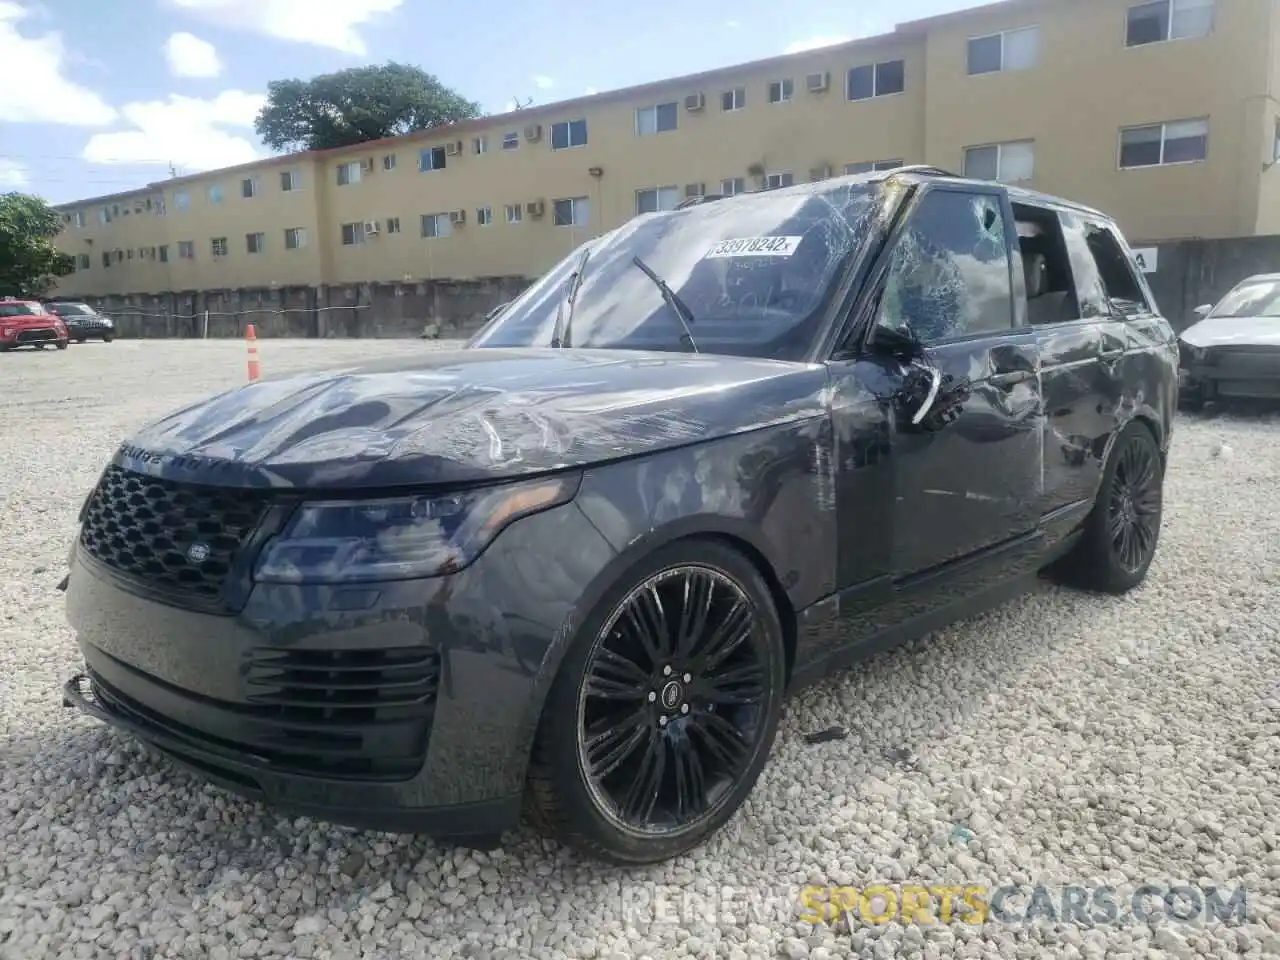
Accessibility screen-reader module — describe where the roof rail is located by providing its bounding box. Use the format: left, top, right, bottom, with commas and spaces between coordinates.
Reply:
887, 164, 962, 178
675, 193, 728, 210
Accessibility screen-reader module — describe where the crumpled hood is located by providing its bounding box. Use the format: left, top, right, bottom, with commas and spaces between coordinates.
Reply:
115, 347, 827, 490
1180, 316, 1280, 349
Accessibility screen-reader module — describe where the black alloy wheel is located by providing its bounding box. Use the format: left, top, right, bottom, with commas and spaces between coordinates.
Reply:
526, 540, 786, 863
1051, 421, 1164, 594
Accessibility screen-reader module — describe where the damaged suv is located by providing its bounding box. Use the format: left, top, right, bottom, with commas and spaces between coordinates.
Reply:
61, 167, 1177, 864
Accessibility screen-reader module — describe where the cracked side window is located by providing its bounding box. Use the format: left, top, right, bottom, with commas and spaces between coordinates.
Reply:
875, 190, 1014, 344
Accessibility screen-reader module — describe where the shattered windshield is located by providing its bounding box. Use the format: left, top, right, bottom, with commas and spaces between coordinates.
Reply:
1209, 280, 1280, 319
469, 181, 882, 361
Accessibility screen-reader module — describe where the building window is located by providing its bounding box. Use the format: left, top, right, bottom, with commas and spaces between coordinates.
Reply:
337, 161, 362, 186
241, 177, 259, 199
502, 132, 519, 150
1119, 119, 1208, 168
721, 87, 746, 111
845, 159, 905, 174
964, 140, 1035, 182
635, 102, 678, 136
246, 232, 265, 254
386, 217, 401, 234
101, 252, 111, 268
341, 222, 366, 246
76, 253, 90, 269
207, 185, 223, 204
285, 227, 306, 250
847, 59, 906, 100
383, 154, 397, 171
158, 245, 169, 263
505, 204, 522, 224
178, 241, 195, 260
473, 135, 488, 154
767, 79, 793, 104
280, 170, 299, 192
419, 147, 447, 172
1126, 0, 1213, 46
636, 186, 680, 214
765, 171, 794, 189
1274, 117, 1280, 162
720, 177, 745, 196
551, 118, 588, 150
421, 213, 452, 239
71, 211, 85, 227
126, 249, 133, 260
211, 237, 228, 257
553, 196, 590, 227
967, 26, 1040, 75
477, 206, 493, 226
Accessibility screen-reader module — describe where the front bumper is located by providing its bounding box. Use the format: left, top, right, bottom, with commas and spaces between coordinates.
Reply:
4, 326, 67, 346
1180, 345, 1280, 401
62, 499, 617, 838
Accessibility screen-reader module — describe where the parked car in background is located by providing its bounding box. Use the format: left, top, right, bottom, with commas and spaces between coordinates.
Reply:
43, 300, 115, 343
1179, 274, 1280, 408
0, 299, 69, 351
60, 167, 1176, 865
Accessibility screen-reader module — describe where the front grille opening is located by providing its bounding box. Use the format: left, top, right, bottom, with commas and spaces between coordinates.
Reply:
79, 465, 270, 610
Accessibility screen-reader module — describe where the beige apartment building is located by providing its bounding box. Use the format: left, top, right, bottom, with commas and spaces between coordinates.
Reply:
51, 0, 1280, 299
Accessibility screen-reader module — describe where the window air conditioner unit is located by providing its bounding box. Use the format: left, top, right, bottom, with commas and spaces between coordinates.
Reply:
685, 92, 705, 111
360, 158, 375, 173
526, 199, 545, 217
806, 71, 831, 93
523, 124, 542, 142
445, 140, 462, 156
809, 165, 833, 181
449, 209, 466, 225
363, 220, 380, 235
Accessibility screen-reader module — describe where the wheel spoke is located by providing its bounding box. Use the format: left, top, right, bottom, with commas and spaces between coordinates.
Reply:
1107, 506, 1127, 542
692, 711, 751, 772
692, 600, 752, 674
674, 572, 714, 660
619, 730, 666, 824
700, 661, 767, 705
624, 585, 672, 664
584, 711, 649, 779
585, 646, 651, 701
670, 734, 708, 821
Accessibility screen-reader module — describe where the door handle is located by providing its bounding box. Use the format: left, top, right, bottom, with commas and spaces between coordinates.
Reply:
988, 369, 1035, 388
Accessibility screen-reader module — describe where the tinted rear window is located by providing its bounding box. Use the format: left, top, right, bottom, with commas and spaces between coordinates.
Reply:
0, 304, 38, 317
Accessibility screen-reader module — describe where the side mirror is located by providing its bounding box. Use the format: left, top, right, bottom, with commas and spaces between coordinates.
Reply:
1193, 304, 1213, 318
486, 301, 511, 322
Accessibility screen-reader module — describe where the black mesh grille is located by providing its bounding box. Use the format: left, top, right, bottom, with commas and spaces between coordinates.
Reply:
245, 647, 440, 723
79, 465, 270, 608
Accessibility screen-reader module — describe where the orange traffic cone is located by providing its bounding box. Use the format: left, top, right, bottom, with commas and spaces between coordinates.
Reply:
245, 323, 260, 382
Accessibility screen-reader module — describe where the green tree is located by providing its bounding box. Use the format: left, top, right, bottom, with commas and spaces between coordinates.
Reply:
254, 62, 483, 153
0, 193, 75, 298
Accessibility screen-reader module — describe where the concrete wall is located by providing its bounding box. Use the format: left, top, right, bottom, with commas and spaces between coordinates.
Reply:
80, 276, 532, 340
1138, 234, 1280, 331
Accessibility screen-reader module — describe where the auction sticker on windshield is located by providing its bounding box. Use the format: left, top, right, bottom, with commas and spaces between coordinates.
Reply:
704, 236, 804, 259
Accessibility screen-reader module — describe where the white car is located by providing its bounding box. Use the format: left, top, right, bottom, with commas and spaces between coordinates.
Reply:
1179, 273, 1280, 408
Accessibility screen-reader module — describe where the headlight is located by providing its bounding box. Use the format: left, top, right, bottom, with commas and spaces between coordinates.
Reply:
1178, 341, 1207, 366
253, 473, 581, 584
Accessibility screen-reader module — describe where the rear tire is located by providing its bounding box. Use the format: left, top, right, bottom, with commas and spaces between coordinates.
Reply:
55, 341, 68, 350
76, 338, 86, 344
102, 335, 114, 343
525, 539, 787, 864
1052, 421, 1164, 594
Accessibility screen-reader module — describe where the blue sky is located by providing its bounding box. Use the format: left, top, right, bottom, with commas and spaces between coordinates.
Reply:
0, 0, 974, 205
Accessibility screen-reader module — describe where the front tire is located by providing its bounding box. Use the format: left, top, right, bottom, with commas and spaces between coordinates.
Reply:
526, 539, 787, 864
102, 335, 114, 343
1053, 421, 1164, 594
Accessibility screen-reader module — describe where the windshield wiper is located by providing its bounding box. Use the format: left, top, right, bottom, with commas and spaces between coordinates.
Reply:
631, 256, 699, 353
550, 247, 591, 348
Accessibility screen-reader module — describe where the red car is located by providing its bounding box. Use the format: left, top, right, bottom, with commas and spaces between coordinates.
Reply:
0, 299, 69, 351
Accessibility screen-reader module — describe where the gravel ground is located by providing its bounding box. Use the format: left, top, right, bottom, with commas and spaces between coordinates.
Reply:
1, 339, 1277, 960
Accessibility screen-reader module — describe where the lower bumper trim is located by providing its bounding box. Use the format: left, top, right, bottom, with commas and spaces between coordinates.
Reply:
62, 673, 521, 838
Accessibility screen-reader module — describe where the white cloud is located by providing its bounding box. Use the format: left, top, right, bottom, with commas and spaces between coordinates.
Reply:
784, 34, 851, 54
0, 1, 116, 125
533, 75, 555, 90
0, 158, 29, 189
81, 90, 266, 171
163, 0, 402, 55
164, 31, 222, 78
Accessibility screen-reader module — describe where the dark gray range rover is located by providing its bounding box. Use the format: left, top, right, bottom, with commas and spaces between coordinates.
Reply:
61, 167, 1177, 864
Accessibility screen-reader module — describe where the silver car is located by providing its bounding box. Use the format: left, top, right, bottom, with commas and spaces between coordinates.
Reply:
1179, 273, 1280, 408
